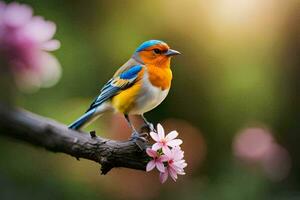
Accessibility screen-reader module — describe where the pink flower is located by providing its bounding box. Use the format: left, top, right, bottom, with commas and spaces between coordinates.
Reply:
146, 124, 187, 183
150, 123, 183, 153
0, 1, 61, 91
146, 148, 168, 173
159, 146, 187, 183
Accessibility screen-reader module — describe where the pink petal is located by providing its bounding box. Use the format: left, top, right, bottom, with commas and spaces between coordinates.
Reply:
162, 146, 171, 155
146, 148, 157, 158
159, 172, 168, 184
146, 160, 156, 172
173, 164, 186, 175
173, 146, 182, 151
41, 39, 60, 51
159, 155, 169, 162
165, 131, 178, 141
3, 2, 33, 28
172, 163, 187, 173
169, 167, 178, 181
16, 52, 61, 91
162, 146, 172, 157
167, 139, 183, 147
173, 150, 184, 161
152, 143, 162, 151
37, 52, 61, 88
150, 131, 159, 142
157, 123, 165, 140
23, 16, 56, 43
155, 161, 165, 173
177, 171, 185, 175
174, 160, 187, 169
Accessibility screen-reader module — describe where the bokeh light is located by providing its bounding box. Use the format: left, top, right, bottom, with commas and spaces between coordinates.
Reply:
261, 143, 291, 182
233, 126, 291, 182
233, 127, 275, 162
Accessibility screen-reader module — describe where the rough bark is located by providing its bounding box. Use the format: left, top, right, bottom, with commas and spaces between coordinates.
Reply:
0, 103, 149, 174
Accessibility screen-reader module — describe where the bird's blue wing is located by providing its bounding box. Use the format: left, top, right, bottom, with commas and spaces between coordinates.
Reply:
86, 65, 143, 112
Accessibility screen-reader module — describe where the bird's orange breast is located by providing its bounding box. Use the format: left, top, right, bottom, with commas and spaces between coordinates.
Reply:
147, 65, 172, 90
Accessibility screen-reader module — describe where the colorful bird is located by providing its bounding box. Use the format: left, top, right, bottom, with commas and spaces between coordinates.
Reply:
69, 40, 180, 140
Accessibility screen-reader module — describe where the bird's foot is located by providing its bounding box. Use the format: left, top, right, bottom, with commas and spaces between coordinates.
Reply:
130, 131, 147, 150
146, 122, 156, 133
130, 131, 147, 142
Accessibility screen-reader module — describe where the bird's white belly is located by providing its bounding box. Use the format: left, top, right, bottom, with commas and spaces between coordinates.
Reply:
129, 75, 169, 115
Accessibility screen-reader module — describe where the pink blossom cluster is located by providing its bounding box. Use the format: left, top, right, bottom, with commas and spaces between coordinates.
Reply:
0, 1, 61, 90
146, 124, 187, 183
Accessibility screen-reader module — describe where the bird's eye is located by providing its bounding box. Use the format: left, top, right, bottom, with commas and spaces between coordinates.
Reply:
153, 48, 161, 54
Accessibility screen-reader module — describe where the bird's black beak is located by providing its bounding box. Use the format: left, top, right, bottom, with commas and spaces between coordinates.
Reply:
164, 49, 181, 56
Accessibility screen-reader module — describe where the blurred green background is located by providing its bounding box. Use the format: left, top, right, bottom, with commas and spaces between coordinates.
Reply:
1, 0, 300, 199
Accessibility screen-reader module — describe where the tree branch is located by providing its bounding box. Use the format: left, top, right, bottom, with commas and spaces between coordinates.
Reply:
0, 103, 150, 174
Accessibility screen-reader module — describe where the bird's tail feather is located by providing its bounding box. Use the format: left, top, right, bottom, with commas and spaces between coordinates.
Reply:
69, 109, 98, 130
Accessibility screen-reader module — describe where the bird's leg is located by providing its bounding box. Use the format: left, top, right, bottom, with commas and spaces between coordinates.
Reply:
124, 114, 138, 136
124, 114, 147, 150
141, 114, 156, 132
124, 114, 147, 140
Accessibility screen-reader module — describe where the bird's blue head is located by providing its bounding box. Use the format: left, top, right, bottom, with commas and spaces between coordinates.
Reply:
135, 40, 166, 52
132, 40, 181, 66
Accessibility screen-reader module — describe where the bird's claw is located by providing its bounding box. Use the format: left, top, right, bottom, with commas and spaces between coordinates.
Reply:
130, 131, 147, 150
130, 131, 147, 142
141, 123, 156, 133
147, 122, 156, 133
147, 123, 157, 133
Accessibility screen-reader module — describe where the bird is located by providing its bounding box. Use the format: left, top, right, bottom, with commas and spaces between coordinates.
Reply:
69, 40, 180, 140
